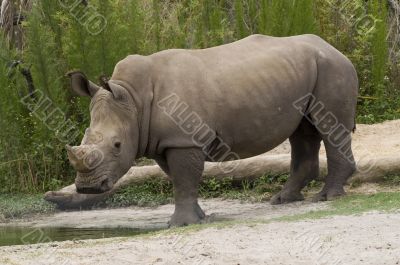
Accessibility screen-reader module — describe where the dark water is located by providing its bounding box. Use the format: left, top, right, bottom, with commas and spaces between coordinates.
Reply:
0, 226, 152, 247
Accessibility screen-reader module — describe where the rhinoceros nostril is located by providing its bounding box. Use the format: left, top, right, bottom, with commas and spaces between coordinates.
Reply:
100, 178, 113, 192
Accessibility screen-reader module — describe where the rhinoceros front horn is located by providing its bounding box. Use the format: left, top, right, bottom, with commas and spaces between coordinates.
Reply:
66, 144, 91, 172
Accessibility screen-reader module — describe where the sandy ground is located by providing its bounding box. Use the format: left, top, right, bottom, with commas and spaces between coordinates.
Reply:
270, 119, 400, 160
1, 120, 400, 264
5, 182, 398, 230
1, 190, 400, 265
2, 198, 329, 229
1, 211, 400, 265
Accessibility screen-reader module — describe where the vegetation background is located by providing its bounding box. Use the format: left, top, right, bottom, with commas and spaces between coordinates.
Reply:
0, 0, 399, 194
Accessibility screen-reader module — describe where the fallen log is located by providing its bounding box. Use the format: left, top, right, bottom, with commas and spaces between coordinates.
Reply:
44, 152, 400, 209
44, 154, 292, 209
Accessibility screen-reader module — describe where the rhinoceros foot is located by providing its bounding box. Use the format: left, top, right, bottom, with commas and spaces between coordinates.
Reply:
168, 202, 208, 227
312, 186, 346, 202
270, 190, 305, 205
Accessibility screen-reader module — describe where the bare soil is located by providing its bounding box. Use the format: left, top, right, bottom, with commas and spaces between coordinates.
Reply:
1, 120, 400, 264
1, 209, 399, 265
1, 198, 329, 229
1, 188, 400, 265
269, 119, 400, 157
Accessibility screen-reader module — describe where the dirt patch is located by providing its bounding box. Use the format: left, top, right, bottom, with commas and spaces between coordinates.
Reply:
1, 211, 399, 265
269, 119, 400, 156
5, 183, 393, 231
1, 184, 400, 265
2, 198, 329, 230
1, 120, 400, 264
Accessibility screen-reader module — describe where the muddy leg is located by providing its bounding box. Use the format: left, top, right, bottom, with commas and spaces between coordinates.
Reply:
312, 133, 356, 202
166, 148, 206, 227
271, 119, 321, 205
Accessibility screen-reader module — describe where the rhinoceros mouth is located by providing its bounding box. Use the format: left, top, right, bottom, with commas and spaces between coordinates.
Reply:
75, 174, 114, 194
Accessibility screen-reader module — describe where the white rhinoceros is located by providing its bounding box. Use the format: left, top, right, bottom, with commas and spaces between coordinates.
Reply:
65, 34, 358, 226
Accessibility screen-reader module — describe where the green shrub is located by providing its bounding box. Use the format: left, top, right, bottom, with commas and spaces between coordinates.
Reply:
0, 0, 398, 193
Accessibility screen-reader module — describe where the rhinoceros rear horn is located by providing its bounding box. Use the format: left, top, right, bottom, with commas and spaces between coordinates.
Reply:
66, 71, 101, 97
66, 144, 91, 172
66, 145, 104, 172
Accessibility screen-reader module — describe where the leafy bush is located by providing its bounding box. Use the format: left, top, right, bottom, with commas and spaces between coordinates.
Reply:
0, 0, 398, 193
105, 178, 173, 207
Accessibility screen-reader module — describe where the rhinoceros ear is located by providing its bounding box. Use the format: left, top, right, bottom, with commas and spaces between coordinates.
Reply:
107, 81, 129, 102
66, 71, 101, 97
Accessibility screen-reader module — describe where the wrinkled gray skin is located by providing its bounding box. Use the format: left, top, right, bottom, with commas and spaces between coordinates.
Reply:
67, 34, 358, 227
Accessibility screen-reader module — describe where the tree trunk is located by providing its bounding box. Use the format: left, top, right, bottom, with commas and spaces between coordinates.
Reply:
44, 152, 400, 209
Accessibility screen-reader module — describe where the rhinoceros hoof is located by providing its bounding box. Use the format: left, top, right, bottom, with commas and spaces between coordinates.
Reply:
312, 186, 346, 202
168, 203, 209, 227
270, 190, 304, 205
168, 213, 204, 227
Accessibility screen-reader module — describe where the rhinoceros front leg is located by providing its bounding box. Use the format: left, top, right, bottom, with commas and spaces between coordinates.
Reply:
164, 148, 206, 227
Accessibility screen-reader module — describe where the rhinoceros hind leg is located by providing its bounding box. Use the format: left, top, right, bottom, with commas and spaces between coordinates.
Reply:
165, 148, 206, 227
312, 136, 356, 202
271, 119, 321, 205
312, 185, 346, 202
310, 50, 357, 202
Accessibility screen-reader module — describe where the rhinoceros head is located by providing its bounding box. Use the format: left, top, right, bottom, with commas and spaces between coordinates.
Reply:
66, 71, 139, 194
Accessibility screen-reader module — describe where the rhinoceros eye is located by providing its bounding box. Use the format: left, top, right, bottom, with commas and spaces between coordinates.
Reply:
114, 142, 121, 149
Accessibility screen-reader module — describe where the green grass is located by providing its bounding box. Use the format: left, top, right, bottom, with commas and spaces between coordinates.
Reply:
1, 175, 287, 220
1, 191, 400, 245
333, 192, 400, 213
105, 174, 291, 207
0, 194, 55, 221
156, 192, 400, 236
382, 174, 400, 186
119, 191, 400, 239
1, 177, 400, 223
104, 183, 173, 208
277, 192, 400, 222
